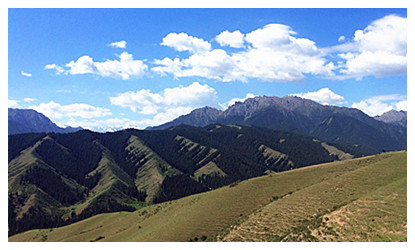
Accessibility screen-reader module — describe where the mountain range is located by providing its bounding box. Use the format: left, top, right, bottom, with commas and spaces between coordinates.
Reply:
8, 108, 82, 135
149, 96, 407, 153
8, 95, 407, 236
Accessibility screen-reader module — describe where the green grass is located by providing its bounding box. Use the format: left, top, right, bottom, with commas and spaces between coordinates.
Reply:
321, 142, 353, 160
222, 150, 406, 242
9, 151, 406, 242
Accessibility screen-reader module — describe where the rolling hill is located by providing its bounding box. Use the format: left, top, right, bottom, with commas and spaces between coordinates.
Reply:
8, 124, 367, 236
9, 150, 406, 242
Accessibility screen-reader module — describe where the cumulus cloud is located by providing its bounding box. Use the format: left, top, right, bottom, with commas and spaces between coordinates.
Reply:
395, 100, 407, 111
245, 24, 296, 49
153, 23, 334, 82
153, 15, 406, 82
161, 32, 211, 54
108, 40, 127, 49
45, 52, 147, 80
110, 81, 219, 114
153, 49, 242, 82
215, 30, 245, 48
44, 64, 65, 74
8, 100, 20, 108
29, 101, 112, 119
291, 88, 346, 105
65, 52, 147, 80
351, 94, 406, 116
331, 15, 407, 80
21, 71, 32, 77
337, 51, 406, 80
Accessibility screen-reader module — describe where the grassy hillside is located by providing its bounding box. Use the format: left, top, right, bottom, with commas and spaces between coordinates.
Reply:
9, 151, 406, 242
9, 125, 359, 235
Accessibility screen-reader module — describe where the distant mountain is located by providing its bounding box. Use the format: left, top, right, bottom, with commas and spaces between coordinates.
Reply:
8, 108, 82, 135
375, 110, 407, 127
147, 106, 222, 130
8, 124, 366, 236
150, 96, 407, 153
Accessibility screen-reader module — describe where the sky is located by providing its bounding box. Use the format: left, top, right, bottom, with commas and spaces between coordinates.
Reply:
8, 8, 407, 132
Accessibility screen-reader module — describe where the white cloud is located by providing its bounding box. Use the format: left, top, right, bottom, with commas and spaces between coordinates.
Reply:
331, 15, 407, 80
161, 32, 211, 54
354, 15, 406, 55
29, 101, 112, 119
8, 100, 20, 108
245, 24, 295, 49
110, 89, 163, 114
337, 51, 406, 80
395, 100, 407, 111
46, 52, 147, 80
221, 93, 255, 109
65, 52, 148, 80
44, 64, 65, 74
21, 71, 32, 77
351, 94, 406, 116
162, 82, 218, 107
153, 49, 242, 82
66, 55, 96, 75
110, 81, 219, 114
108, 40, 127, 49
154, 15, 406, 82
215, 30, 245, 48
291, 88, 346, 105
153, 23, 334, 82
24, 98, 36, 102
58, 106, 195, 132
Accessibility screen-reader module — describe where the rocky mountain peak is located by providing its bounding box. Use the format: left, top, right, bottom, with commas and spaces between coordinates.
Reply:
375, 110, 407, 126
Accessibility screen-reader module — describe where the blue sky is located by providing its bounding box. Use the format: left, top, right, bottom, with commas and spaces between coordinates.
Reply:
8, 8, 407, 132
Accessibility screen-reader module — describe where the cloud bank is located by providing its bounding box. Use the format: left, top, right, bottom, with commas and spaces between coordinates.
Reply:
110, 81, 220, 115
153, 14, 406, 82
29, 101, 112, 119
351, 94, 407, 116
